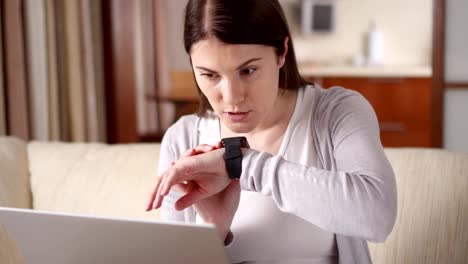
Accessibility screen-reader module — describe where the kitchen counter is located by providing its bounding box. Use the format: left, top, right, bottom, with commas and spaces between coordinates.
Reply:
298, 65, 432, 78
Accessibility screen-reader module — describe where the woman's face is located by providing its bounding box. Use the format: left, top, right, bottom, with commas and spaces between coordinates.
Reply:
190, 37, 286, 134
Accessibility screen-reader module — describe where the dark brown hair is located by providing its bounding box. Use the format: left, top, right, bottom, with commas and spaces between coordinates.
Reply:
184, 0, 308, 116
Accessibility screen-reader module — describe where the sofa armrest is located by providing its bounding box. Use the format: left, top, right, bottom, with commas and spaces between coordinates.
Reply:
0, 136, 32, 208
369, 148, 468, 263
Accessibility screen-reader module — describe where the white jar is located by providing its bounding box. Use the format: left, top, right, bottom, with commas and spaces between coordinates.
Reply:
366, 20, 384, 66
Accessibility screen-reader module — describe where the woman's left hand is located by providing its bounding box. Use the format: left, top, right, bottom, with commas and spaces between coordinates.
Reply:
147, 146, 231, 212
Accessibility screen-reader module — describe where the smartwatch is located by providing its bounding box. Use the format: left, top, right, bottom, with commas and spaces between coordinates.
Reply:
221, 137, 250, 179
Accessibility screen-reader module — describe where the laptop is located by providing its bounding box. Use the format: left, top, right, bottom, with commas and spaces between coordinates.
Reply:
0, 206, 229, 264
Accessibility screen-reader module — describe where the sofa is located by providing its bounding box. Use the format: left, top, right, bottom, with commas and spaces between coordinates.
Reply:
1, 136, 467, 263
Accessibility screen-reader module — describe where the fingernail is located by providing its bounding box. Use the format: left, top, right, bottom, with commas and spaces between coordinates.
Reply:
146, 202, 153, 211
153, 197, 159, 209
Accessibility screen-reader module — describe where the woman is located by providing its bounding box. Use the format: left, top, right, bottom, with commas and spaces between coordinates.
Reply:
146, 0, 397, 263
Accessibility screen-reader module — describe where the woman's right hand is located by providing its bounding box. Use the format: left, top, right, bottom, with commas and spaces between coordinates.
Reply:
147, 143, 241, 241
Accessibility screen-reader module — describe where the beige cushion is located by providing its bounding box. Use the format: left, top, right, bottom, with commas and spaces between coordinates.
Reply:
369, 148, 468, 264
28, 142, 161, 220
0, 136, 30, 264
0, 136, 31, 208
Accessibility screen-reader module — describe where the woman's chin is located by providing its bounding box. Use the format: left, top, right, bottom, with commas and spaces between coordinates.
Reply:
222, 120, 255, 134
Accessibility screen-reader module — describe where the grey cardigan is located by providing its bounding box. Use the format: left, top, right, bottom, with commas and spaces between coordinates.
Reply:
159, 86, 397, 263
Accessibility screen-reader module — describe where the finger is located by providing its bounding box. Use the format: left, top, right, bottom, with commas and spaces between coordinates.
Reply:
146, 177, 162, 211
161, 159, 193, 196
153, 175, 168, 210
173, 182, 189, 194
161, 166, 180, 197
227, 178, 240, 190
153, 171, 170, 209
174, 187, 209, 211
192, 146, 214, 156
162, 153, 202, 197
215, 141, 223, 148
220, 179, 240, 201
146, 176, 162, 211
195, 144, 216, 152
182, 144, 216, 158
181, 148, 196, 158
153, 181, 193, 211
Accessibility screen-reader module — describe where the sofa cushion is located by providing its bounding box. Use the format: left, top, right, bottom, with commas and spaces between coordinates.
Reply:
369, 148, 468, 263
0, 136, 31, 208
27, 142, 161, 221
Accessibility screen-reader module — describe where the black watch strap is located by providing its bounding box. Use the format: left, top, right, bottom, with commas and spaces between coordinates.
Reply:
221, 137, 249, 179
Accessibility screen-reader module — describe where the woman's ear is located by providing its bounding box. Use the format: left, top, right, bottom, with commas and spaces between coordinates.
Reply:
278, 37, 289, 68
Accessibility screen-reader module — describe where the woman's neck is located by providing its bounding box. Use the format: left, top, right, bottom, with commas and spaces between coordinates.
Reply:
220, 89, 298, 155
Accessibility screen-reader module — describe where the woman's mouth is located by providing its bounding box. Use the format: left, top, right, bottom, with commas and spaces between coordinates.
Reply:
223, 111, 251, 122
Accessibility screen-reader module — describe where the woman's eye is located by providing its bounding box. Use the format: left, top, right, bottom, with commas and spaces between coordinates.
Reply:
201, 73, 218, 79
240, 67, 256, 76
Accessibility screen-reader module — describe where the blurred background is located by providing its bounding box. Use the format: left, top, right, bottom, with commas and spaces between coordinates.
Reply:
0, 0, 466, 152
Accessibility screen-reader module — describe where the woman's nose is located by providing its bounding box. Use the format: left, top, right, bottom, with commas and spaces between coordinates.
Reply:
221, 78, 245, 105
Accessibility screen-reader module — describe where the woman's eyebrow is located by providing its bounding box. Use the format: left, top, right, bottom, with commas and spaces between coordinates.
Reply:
235, 58, 262, 70
194, 58, 262, 73
194, 66, 217, 73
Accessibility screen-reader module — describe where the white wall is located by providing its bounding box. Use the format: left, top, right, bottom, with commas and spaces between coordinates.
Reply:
166, 0, 433, 69
280, 0, 433, 66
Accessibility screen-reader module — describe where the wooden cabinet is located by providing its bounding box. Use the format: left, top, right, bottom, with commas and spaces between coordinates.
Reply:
307, 76, 433, 147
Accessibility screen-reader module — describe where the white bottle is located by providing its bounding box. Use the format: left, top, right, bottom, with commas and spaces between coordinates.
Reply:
366, 20, 384, 66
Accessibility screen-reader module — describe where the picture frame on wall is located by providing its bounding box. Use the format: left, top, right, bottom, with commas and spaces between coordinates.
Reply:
301, 0, 336, 35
